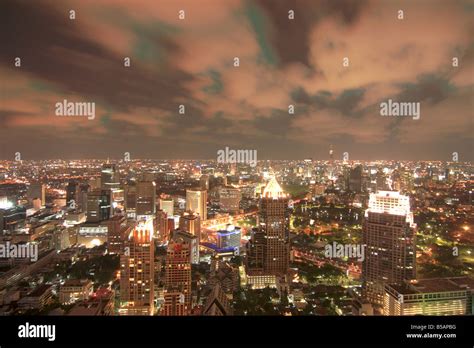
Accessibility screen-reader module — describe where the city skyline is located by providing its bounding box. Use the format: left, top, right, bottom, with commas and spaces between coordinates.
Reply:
1, 0, 473, 161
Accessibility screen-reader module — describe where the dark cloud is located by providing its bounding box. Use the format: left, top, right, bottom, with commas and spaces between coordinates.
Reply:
252, 0, 369, 67
0, 0, 194, 113
291, 87, 365, 117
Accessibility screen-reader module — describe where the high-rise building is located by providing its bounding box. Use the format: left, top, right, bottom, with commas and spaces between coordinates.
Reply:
362, 191, 417, 307
218, 187, 241, 213
136, 181, 156, 218
246, 177, 289, 278
66, 181, 77, 207
171, 230, 199, 264
200, 174, 209, 191
76, 183, 89, 212
349, 165, 363, 193
217, 225, 241, 255
124, 183, 136, 218
156, 210, 170, 242
384, 277, 474, 315
186, 189, 207, 221
179, 211, 201, 242
375, 170, 388, 191
161, 238, 192, 316
119, 219, 155, 315
101, 162, 120, 190
27, 183, 45, 206
107, 215, 132, 254
159, 198, 174, 217
86, 189, 112, 222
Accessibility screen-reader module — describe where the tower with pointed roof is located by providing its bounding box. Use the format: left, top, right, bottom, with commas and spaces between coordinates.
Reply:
246, 177, 290, 279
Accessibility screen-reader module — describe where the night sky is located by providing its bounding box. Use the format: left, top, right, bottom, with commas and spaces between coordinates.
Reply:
0, 0, 473, 161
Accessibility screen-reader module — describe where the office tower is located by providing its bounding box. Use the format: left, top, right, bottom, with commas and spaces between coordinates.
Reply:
86, 189, 112, 222
172, 230, 199, 264
329, 144, 334, 162
136, 181, 156, 218
76, 183, 89, 212
156, 210, 169, 242
349, 165, 363, 193
200, 174, 209, 191
124, 183, 137, 218
218, 187, 241, 213
161, 238, 192, 316
400, 168, 414, 192
0, 206, 27, 232
120, 219, 155, 315
362, 191, 417, 307
159, 198, 174, 216
107, 215, 131, 254
66, 181, 77, 207
383, 277, 474, 316
178, 212, 201, 242
101, 162, 120, 190
88, 177, 101, 191
186, 189, 207, 221
260, 177, 290, 275
375, 170, 388, 191
217, 225, 241, 254
27, 182, 45, 206
246, 177, 289, 277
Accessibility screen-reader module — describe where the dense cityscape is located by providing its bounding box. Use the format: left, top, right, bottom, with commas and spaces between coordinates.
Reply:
0, 153, 472, 316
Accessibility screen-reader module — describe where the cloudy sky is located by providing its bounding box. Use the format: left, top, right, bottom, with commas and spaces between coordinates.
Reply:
0, 0, 473, 161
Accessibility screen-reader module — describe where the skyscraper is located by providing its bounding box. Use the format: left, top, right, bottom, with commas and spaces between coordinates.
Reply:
246, 177, 289, 280
119, 219, 155, 315
66, 181, 77, 207
161, 238, 192, 316
349, 165, 363, 193
86, 189, 112, 222
101, 162, 120, 190
27, 182, 45, 206
259, 177, 290, 275
218, 187, 241, 213
124, 183, 137, 218
136, 180, 156, 218
178, 211, 201, 242
186, 189, 207, 221
159, 197, 174, 217
362, 191, 417, 307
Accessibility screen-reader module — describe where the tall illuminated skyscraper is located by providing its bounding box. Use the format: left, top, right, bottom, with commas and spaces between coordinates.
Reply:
161, 238, 192, 316
159, 197, 174, 216
119, 219, 155, 315
179, 211, 201, 242
185, 189, 207, 221
362, 191, 417, 307
246, 177, 289, 280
